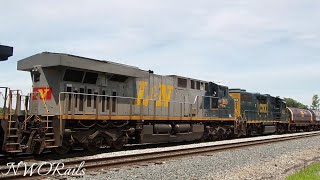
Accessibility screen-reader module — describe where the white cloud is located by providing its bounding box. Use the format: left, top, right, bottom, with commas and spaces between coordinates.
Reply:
0, 0, 319, 106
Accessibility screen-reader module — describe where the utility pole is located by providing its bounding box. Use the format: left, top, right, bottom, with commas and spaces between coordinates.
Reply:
0, 45, 13, 61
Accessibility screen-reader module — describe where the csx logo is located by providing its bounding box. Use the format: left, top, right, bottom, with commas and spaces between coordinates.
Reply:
32, 87, 52, 100
259, 104, 268, 113
219, 99, 229, 108
136, 81, 174, 107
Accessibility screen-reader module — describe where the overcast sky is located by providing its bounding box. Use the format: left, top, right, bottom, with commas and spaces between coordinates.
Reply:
0, 0, 319, 106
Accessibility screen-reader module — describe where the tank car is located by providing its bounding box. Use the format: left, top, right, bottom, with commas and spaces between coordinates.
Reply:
310, 109, 320, 122
286, 107, 314, 131
12, 52, 236, 154
310, 109, 320, 130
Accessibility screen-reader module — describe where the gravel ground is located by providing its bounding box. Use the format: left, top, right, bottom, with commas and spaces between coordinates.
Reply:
75, 134, 320, 180
1, 131, 314, 169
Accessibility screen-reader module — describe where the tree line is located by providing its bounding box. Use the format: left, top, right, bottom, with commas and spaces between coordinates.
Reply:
284, 95, 319, 110
311, 95, 320, 110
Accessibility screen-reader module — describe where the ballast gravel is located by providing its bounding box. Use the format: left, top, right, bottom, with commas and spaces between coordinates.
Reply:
76, 133, 320, 180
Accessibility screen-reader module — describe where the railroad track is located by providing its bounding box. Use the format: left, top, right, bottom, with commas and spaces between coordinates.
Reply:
0, 141, 198, 166
1, 131, 320, 179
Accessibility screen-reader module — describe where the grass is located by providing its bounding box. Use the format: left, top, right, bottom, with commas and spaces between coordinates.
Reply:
287, 162, 320, 180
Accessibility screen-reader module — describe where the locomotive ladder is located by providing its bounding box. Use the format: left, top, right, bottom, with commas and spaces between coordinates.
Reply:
22, 92, 58, 154
4, 90, 23, 153
37, 93, 57, 149
41, 115, 58, 149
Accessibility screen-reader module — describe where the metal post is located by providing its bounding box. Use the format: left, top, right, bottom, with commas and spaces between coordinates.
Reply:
25, 95, 29, 113
83, 94, 86, 115
116, 97, 118, 116
65, 94, 70, 119
109, 97, 112, 120
202, 96, 205, 116
140, 99, 143, 120
8, 90, 12, 137
129, 98, 133, 120
15, 90, 21, 116
196, 96, 199, 116
190, 104, 192, 120
3, 87, 8, 117
96, 96, 100, 120
180, 102, 182, 120
71, 93, 75, 119
154, 100, 156, 120
168, 101, 170, 120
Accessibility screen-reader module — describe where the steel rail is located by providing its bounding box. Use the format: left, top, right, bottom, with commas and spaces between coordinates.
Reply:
1, 131, 320, 179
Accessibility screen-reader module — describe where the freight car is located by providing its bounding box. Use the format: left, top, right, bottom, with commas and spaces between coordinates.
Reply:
287, 108, 320, 131
0, 52, 319, 155
311, 110, 320, 122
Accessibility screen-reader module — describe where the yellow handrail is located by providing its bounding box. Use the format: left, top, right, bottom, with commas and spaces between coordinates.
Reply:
58, 93, 63, 136
8, 91, 12, 137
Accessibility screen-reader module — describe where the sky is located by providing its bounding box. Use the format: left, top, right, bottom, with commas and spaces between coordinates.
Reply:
0, 0, 319, 106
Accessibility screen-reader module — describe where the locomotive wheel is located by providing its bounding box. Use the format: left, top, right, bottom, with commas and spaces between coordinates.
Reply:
54, 139, 71, 155
86, 136, 104, 153
111, 136, 128, 150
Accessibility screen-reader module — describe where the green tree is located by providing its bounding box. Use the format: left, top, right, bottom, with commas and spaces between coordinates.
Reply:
284, 98, 308, 109
312, 95, 320, 109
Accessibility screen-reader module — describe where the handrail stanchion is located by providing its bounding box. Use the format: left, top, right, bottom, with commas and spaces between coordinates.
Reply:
140, 99, 143, 120
168, 101, 171, 120
189, 103, 192, 120
196, 96, 199, 116
96, 95, 99, 120
129, 98, 133, 120
154, 100, 156, 120
202, 96, 205, 116
180, 102, 183, 120
109, 97, 112, 120
1, 88, 8, 120
8, 90, 13, 137
59, 93, 63, 136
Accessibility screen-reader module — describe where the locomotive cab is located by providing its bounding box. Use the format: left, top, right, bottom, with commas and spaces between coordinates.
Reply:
204, 82, 234, 118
